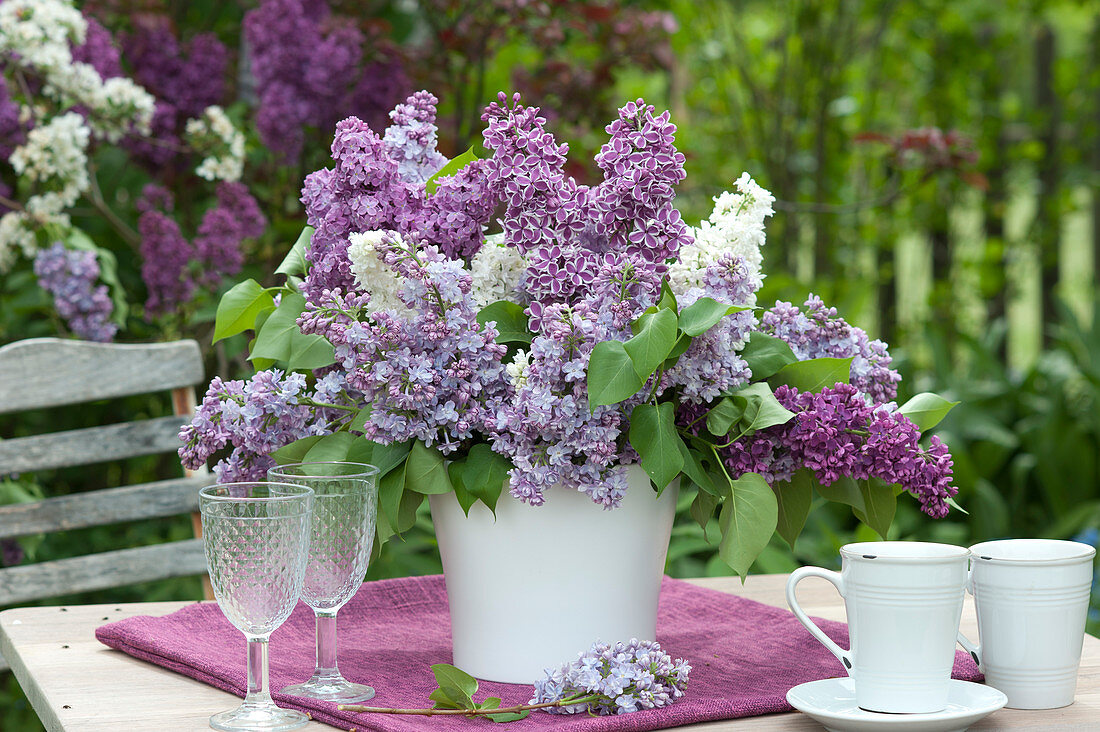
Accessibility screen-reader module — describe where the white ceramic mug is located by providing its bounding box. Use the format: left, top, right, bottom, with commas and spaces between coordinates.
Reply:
956, 538, 1096, 709
786, 541, 971, 713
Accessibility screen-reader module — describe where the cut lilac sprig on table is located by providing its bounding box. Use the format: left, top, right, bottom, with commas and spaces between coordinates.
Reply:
337, 641, 690, 721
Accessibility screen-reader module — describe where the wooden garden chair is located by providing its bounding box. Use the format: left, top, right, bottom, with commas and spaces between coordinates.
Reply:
0, 338, 211, 672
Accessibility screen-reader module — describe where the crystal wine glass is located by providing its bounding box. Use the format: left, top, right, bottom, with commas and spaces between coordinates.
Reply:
199, 482, 314, 732
267, 461, 379, 703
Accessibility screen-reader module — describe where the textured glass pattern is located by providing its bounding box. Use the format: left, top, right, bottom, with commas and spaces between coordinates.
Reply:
201, 485, 312, 637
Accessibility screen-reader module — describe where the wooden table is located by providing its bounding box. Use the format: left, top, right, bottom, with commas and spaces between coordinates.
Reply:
2, 574, 1098, 731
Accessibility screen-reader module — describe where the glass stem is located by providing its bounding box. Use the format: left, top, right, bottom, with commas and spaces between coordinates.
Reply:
245, 636, 274, 706
314, 610, 340, 681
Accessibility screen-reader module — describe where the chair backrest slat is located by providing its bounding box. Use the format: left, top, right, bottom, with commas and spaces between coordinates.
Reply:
0, 415, 191, 474
0, 539, 207, 606
0, 338, 210, 614
0, 339, 203, 414
0, 477, 206, 540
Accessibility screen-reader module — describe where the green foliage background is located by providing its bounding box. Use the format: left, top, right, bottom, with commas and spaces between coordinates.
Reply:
3, 1, 1100, 728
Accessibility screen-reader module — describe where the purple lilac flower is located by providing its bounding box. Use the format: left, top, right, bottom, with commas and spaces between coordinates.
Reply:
531, 639, 690, 716
193, 182, 266, 285
137, 186, 195, 317
480, 93, 689, 316
33, 242, 118, 342
244, 0, 406, 163
490, 299, 641, 508
383, 90, 447, 185
665, 255, 756, 403
297, 235, 511, 454
719, 384, 956, 518
419, 158, 495, 259
760, 295, 900, 403
122, 21, 228, 168
300, 115, 417, 299
178, 369, 346, 482
72, 17, 123, 80
0, 539, 23, 567
0, 78, 26, 160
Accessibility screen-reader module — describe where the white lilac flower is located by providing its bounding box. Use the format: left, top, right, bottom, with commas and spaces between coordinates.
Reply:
469, 233, 526, 307
0, 0, 86, 75
505, 349, 530, 388
87, 76, 155, 140
668, 172, 775, 303
186, 106, 245, 182
346, 230, 410, 315
9, 112, 91, 211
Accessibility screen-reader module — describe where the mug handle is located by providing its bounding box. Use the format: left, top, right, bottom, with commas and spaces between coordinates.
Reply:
786, 566, 853, 674
956, 563, 982, 669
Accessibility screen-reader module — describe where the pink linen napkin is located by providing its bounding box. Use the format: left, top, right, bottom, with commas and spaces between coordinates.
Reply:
95, 575, 982, 731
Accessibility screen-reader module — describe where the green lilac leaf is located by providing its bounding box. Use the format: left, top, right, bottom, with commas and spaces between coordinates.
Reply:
249, 292, 336, 370
858, 478, 897, 539
662, 333, 693, 369
477, 300, 532, 344
349, 407, 372, 434
428, 687, 464, 710
300, 431, 359, 463
275, 225, 313, 278
447, 460, 478, 516
677, 440, 718, 496
739, 332, 798, 380
658, 278, 677, 311
426, 147, 479, 195
768, 356, 853, 393
690, 487, 720, 537
479, 698, 502, 710
735, 383, 796, 432
814, 474, 867, 514
897, 392, 959, 432
628, 402, 684, 494
486, 711, 530, 722
717, 472, 778, 579
377, 456, 409, 541
587, 340, 646, 407
678, 297, 749, 336
404, 441, 452, 494
945, 496, 969, 515
774, 469, 814, 548
706, 396, 746, 437
365, 440, 413, 477
271, 436, 323, 465
213, 280, 273, 343
623, 307, 678, 379
460, 443, 512, 513
430, 664, 479, 709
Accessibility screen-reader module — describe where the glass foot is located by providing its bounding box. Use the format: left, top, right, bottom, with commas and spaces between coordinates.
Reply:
281, 675, 376, 703
209, 702, 309, 731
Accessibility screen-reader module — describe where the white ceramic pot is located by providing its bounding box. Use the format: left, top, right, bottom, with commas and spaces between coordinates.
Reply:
428, 464, 678, 683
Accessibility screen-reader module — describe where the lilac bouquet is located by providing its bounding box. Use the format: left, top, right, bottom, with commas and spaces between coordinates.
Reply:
181, 90, 959, 574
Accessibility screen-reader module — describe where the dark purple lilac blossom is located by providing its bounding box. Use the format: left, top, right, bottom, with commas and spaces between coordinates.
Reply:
0, 77, 26, 160
32, 242, 117, 342
193, 182, 266, 286
137, 186, 194, 318
244, 0, 406, 163
121, 21, 228, 168
532, 639, 690, 715
72, 17, 123, 79
761, 295, 901, 404
718, 383, 955, 518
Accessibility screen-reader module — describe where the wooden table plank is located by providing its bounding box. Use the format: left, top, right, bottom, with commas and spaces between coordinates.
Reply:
2, 574, 1098, 731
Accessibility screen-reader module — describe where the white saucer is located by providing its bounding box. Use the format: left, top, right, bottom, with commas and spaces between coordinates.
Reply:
786, 678, 1008, 732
